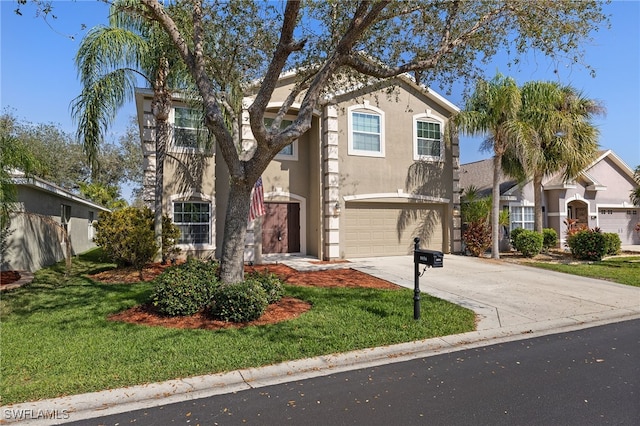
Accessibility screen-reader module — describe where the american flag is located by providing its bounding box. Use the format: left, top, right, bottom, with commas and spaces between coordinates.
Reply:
248, 176, 265, 221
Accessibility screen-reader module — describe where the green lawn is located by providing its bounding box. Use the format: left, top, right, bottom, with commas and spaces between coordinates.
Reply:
0, 249, 475, 405
527, 256, 640, 287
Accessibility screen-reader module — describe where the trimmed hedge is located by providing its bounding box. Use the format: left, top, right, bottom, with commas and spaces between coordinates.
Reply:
514, 229, 543, 258
246, 270, 285, 303
151, 259, 220, 316
568, 229, 606, 261
603, 232, 621, 256
542, 228, 558, 252
208, 280, 269, 323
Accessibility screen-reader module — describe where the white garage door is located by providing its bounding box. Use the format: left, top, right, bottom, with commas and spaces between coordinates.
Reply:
344, 202, 444, 258
598, 208, 640, 245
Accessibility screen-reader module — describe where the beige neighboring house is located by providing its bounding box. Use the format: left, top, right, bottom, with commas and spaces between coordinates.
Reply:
135, 73, 462, 262
2, 172, 109, 272
460, 149, 640, 247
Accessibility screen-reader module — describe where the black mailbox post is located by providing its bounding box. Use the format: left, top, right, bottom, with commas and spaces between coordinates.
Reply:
413, 237, 443, 320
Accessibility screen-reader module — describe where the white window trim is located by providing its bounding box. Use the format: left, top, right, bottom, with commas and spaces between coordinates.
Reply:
265, 115, 299, 161
509, 203, 535, 231
347, 102, 385, 158
170, 107, 213, 154
170, 193, 215, 251
413, 112, 444, 161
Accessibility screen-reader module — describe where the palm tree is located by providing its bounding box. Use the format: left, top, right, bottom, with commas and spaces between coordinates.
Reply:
71, 1, 189, 261
630, 165, 640, 206
516, 82, 604, 232
455, 74, 524, 259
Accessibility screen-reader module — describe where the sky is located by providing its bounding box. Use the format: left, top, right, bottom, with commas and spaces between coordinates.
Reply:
1, 0, 639, 190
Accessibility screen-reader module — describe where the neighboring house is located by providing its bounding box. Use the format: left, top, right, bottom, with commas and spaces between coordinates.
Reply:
460, 150, 640, 247
2, 172, 109, 272
135, 73, 462, 262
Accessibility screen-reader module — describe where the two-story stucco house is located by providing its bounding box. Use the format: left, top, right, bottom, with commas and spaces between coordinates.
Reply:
460, 149, 640, 247
135, 73, 461, 262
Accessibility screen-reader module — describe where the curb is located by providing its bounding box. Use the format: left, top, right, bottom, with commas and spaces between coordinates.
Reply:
3, 311, 639, 425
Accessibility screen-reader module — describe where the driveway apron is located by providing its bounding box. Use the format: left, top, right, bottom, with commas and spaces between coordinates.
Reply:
351, 255, 640, 331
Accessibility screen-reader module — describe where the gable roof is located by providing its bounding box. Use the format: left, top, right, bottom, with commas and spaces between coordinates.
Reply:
459, 158, 518, 197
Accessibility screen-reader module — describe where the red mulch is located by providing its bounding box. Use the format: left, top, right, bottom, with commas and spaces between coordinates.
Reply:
1, 270, 21, 285
93, 262, 399, 330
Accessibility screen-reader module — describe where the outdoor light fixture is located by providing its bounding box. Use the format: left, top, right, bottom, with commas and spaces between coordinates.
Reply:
333, 201, 342, 216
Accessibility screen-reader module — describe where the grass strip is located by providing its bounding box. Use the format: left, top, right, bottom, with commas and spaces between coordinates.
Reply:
527, 256, 640, 287
0, 251, 475, 404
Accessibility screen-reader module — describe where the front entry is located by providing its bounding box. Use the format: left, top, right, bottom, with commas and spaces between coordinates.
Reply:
568, 200, 589, 227
262, 202, 301, 254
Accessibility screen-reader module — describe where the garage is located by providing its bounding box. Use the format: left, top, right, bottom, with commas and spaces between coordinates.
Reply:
344, 202, 444, 258
598, 208, 640, 245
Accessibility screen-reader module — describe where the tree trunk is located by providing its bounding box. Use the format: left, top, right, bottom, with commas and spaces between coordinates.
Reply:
152, 57, 171, 263
533, 172, 544, 232
491, 154, 501, 259
219, 179, 253, 284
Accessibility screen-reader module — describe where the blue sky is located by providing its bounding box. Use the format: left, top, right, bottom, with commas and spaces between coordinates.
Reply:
1, 0, 639, 175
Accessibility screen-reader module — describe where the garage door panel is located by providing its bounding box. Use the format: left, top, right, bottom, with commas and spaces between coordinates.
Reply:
344, 202, 444, 258
598, 208, 640, 245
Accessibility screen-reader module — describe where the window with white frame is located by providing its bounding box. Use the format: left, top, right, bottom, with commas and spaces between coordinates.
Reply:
173, 107, 209, 150
173, 201, 211, 245
413, 114, 444, 161
264, 117, 297, 160
510, 205, 534, 231
348, 103, 385, 157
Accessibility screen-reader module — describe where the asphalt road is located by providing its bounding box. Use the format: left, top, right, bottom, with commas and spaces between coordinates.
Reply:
71, 319, 639, 426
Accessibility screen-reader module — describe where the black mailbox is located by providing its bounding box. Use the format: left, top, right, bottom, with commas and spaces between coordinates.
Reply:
414, 249, 443, 268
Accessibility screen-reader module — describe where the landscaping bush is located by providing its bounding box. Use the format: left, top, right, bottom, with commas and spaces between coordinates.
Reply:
246, 270, 285, 303
514, 230, 543, 258
151, 259, 220, 316
94, 207, 157, 270
603, 232, 621, 256
567, 229, 606, 261
542, 228, 558, 252
208, 280, 268, 323
510, 227, 525, 249
94, 207, 180, 270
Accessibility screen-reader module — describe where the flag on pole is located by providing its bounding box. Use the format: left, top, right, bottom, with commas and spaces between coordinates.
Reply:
248, 176, 265, 221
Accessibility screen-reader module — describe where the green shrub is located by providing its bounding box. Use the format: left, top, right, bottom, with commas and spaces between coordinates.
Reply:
603, 232, 621, 256
94, 207, 157, 270
151, 259, 219, 316
246, 270, 285, 303
542, 228, 558, 252
514, 230, 543, 258
509, 228, 525, 249
208, 280, 268, 323
568, 229, 606, 261
161, 215, 181, 262
462, 219, 491, 257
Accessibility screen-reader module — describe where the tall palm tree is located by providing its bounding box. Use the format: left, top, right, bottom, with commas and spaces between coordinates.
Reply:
455, 74, 525, 259
71, 1, 189, 261
516, 82, 604, 232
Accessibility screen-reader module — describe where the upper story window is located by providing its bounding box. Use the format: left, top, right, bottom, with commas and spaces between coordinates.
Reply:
413, 113, 444, 161
264, 117, 298, 161
348, 103, 385, 157
173, 107, 209, 150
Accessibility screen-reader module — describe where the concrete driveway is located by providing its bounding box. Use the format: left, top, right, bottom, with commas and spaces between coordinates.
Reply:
351, 254, 640, 332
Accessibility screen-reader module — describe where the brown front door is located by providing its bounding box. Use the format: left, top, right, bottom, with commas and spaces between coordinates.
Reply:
575, 207, 588, 226
262, 203, 300, 254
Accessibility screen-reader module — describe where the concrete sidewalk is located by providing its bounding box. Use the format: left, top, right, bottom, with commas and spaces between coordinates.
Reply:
3, 255, 639, 425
